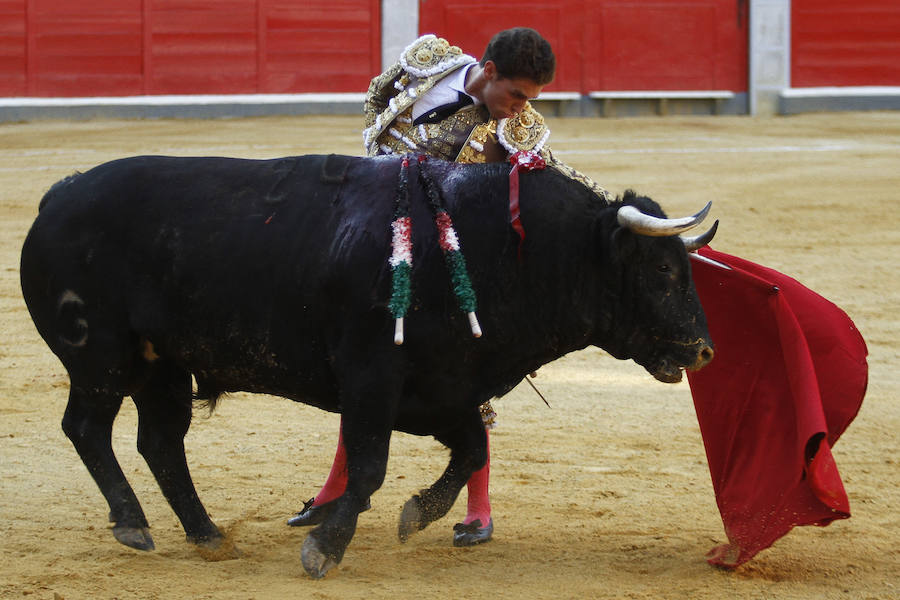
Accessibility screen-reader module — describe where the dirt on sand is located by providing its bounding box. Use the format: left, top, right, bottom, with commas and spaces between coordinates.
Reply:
0, 112, 898, 599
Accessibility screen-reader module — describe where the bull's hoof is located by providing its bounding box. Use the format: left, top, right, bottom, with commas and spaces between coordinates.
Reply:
112, 525, 155, 551
301, 535, 339, 579
397, 496, 425, 543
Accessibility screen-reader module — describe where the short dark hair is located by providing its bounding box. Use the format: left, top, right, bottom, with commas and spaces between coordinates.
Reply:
480, 27, 556, 86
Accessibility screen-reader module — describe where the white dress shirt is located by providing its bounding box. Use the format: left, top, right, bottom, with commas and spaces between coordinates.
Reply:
411, 63, 479, 122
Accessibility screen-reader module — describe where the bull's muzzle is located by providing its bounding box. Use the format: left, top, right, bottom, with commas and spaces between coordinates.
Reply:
651, 340, 714, 383
691, 343, 715, 371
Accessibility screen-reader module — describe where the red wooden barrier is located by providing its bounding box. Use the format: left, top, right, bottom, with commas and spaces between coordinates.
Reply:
0, 0, 26, 95
147, 0, 258, 95
418, 0, 585, 93
1, 1, 898, 98
259, 0, 381, 93
582, 0, 747, 92
419, 0, 748, 93
29, 0, 144, 96
792, 0, 900, 87
0, 0, 380, 96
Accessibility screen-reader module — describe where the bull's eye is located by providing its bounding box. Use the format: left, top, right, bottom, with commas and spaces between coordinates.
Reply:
657, 264, 671, 273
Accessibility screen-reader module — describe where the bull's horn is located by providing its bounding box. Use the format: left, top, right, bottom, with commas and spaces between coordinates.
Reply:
682, 220, 719, 251
617, 201, 711, 237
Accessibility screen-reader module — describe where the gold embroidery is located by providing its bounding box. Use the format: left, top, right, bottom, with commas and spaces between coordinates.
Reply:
498, 104, 548, 153
366, 38, 609, 202
403, 36, 471, 73
364, 63, 403, 131
546, 153, 613, 203
456, 121, 497, 163
415, 48, 433, 65
373, 105, 494, 162
364, 35, 481, 156
432, 39, 449, 56
365, 70, 463, 154
480, 400, 497, 429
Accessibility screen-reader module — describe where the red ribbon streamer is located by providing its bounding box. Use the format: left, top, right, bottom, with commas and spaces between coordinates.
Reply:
508, 151, 546, 258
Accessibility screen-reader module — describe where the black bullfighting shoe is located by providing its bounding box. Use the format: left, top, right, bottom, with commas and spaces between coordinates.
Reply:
452, 518, 494, 547
287, 497, 371, 527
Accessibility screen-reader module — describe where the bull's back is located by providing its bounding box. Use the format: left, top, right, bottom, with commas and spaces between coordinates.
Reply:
21, 154, 399, 398
25, 153, 394, 295
33, 153, 385, 238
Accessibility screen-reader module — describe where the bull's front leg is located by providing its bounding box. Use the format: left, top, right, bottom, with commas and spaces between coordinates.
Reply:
398, 407, 487, 542
300, 348, 402, 579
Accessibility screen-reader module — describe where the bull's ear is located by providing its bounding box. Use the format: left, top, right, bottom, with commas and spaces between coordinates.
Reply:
610, 225, 637, 261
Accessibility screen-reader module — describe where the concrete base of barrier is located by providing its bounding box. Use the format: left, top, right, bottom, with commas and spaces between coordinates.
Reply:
0, 93, 366, 122
779, 87, 900, 115
1, 88, 897, 122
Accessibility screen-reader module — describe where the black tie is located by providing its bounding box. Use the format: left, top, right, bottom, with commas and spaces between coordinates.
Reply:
414, 91, 474, 125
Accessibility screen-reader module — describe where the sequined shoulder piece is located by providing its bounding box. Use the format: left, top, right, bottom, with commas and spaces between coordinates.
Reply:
497, 103, 551, 154
399, 34, 476, 78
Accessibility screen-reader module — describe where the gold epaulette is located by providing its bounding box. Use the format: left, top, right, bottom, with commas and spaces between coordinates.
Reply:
456, 104, 551, 163
399, 34, 474, 78
497, 103, 550, 154
363, 35, 477, 156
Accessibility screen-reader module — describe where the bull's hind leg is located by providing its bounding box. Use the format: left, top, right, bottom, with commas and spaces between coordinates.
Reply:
131, 360, 230, 557
398, 408, 487, 542
62, 386, 154, 550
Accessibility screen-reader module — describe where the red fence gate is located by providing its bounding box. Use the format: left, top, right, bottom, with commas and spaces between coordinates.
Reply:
0, 0, 380, 96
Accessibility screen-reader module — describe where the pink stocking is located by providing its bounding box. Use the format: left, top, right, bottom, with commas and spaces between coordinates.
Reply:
463, 429, 492, 525
313, 421, 348, 506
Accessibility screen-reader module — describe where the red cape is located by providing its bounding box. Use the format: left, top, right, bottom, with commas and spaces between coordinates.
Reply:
687, 248, 868, 567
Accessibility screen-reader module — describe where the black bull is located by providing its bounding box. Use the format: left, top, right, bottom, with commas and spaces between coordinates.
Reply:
20, 153, 714, 578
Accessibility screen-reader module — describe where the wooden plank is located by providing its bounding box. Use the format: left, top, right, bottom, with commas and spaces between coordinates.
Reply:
146, 0, 257, 94
0, 0, 25, 94
592, 3, 718, 90
260, 0, 379, 93
792, 0, 900, 87
28, 0, 142, 95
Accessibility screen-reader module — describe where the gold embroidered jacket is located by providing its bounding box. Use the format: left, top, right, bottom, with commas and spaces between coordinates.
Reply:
361, 34, 611, 202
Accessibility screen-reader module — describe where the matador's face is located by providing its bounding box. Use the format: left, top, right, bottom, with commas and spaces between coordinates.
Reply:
479, 61, 544, 120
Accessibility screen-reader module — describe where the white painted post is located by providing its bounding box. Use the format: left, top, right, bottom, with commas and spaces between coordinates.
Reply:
749, 0, 791, 115
381, 0, 420, 71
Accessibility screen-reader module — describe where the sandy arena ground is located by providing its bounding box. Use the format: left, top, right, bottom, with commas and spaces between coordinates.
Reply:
0, 112, 898, 599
